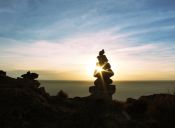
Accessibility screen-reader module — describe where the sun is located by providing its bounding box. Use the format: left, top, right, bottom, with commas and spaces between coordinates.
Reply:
85, 57, 104, 79
96, 66, 103, 73
86, 65, 104, 79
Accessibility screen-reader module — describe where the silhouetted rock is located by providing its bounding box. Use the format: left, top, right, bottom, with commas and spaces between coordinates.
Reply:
21, 71, 38, 80
0, 72, 57, 128
125, 94, 175, 128
89, 50, 116, 100
0, 71, 175, 128
57, 90, 68, 99
0, 70, 6, 78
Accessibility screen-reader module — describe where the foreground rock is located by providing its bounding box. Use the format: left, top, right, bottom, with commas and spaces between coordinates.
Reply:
0, 71, 175, 128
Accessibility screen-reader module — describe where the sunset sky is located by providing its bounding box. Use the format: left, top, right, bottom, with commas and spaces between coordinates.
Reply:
0, 0, 175, 80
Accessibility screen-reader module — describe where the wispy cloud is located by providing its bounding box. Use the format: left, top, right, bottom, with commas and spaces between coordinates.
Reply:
1, 28, 175, 80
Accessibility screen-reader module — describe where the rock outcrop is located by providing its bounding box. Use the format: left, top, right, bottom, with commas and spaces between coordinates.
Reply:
0, 70, 6, 77
0, 70, 175, 128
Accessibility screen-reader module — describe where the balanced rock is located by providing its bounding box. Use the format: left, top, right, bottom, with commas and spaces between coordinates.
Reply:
89, 50, 116, 100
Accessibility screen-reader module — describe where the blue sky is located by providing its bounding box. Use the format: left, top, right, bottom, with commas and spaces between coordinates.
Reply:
0, 0, 175, 80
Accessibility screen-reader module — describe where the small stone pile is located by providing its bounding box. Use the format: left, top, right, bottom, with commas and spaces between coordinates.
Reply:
21, 71, 39, 80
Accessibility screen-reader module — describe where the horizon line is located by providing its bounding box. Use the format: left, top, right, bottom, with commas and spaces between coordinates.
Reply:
39, 79, 175, 82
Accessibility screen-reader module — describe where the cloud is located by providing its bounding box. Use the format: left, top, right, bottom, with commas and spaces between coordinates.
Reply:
0, 0, 175, 44
1, 28, 174, 80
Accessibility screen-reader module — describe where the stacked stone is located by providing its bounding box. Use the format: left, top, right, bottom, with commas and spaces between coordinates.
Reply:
89, 50, 116, 100
21, 71, 39, 80
94, 49, 114, 86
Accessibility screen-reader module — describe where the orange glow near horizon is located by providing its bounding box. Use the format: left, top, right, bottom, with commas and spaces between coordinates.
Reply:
1, 38, 175, 81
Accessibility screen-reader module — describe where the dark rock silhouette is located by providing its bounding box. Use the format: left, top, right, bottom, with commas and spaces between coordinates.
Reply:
57, 90, 68, 99
0, 70, 6, 78
21, 71, 39, 80
0, 71, 175, 128
89, 49, 116, 100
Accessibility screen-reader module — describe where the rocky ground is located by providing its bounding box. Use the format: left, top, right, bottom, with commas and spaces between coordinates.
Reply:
0, 73, 175, 128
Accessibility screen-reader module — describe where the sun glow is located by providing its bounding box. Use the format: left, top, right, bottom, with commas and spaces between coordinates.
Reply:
85, 61, 96, 78
96, 66, 103, 73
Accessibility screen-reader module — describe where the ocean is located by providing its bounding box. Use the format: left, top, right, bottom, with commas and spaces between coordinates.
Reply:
40, 81, 175, 101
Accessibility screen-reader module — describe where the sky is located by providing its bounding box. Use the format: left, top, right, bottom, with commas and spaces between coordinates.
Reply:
0, 0, 175, 80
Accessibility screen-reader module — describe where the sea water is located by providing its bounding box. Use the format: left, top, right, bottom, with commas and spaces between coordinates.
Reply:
40, 81, 175, 101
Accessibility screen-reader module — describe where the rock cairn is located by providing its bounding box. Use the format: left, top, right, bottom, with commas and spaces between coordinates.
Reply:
21, 71, 39, 80
89, 49, 116, 100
